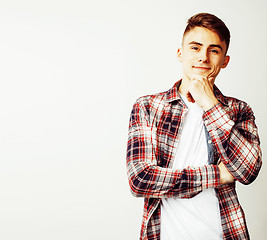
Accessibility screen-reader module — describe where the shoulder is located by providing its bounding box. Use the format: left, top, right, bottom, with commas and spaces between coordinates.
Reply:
215, 86, 253, 114
222, 95, 255, 121
129, 88, 171, 126
134, 89, 169, 112
224, 95, 248, 107
133, 80, 181, 111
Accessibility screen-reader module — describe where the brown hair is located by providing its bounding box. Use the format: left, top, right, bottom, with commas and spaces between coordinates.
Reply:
183, 13, 231, 53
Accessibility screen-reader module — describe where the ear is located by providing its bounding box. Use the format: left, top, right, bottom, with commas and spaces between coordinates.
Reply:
177, 48, 183, 62
221, 55, 230, 68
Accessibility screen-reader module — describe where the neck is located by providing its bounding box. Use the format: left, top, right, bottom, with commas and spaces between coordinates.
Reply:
178, 78, 190, 96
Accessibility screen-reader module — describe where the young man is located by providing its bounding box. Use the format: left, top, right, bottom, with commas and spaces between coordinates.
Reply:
126, 13, 262, 240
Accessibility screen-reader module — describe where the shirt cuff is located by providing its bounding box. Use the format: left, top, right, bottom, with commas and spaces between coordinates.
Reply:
202, 102, 234, 134
200, 165, 221, 190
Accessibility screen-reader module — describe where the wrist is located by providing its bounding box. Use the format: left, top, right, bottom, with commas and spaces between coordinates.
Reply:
203, 99, 219, 111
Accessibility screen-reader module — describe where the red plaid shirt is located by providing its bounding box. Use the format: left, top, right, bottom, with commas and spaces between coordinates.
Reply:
126, 80, 262, 240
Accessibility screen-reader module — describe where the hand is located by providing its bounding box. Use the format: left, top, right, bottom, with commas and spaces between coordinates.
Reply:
187, 74, 219, 111
218, 161, 235, 185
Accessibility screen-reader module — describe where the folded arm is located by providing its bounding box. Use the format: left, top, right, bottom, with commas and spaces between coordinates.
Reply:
126, 100, 220, 198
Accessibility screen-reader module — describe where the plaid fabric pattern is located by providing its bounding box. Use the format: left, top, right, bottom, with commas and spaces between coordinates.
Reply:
126, 80, 262, 240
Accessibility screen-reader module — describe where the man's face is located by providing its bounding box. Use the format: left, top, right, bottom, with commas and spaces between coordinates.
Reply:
177, 27, 230, 84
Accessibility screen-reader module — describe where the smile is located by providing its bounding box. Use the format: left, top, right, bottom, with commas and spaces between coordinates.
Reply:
192, 66, 211, 72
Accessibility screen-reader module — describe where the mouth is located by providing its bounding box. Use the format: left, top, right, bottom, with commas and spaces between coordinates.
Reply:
192, 66, 211, 72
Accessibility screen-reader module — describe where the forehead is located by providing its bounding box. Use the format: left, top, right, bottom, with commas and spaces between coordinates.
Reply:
183, 27, 226, 50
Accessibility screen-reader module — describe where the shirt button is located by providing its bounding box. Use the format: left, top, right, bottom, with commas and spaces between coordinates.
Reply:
208, 140, 212, 144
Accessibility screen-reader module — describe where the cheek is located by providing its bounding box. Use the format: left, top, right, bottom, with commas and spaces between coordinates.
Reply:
211, 58, 223, 69
218, 56, 227, 66
183, 55, 194, 65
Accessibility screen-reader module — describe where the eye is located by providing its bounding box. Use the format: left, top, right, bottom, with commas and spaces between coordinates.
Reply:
210, 49, 219, 54
191, 46, 199, 50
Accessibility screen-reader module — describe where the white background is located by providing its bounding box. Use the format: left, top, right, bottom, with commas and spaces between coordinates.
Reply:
0, 0, 266, 239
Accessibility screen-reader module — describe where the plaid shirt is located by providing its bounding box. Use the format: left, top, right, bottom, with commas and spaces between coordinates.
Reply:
126, 80, 262, 240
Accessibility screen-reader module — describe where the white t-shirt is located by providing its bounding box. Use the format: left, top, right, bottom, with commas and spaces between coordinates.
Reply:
161, 94, 223, 240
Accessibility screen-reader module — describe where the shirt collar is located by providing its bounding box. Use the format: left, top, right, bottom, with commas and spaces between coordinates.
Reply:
165, 79, 228, 106
213, 84, 228, 106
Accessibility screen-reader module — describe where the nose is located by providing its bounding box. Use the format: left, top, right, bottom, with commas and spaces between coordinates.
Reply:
198, 49, 209, 63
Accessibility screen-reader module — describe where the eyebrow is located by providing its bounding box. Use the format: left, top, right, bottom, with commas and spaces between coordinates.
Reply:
188, 41, 223, 51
